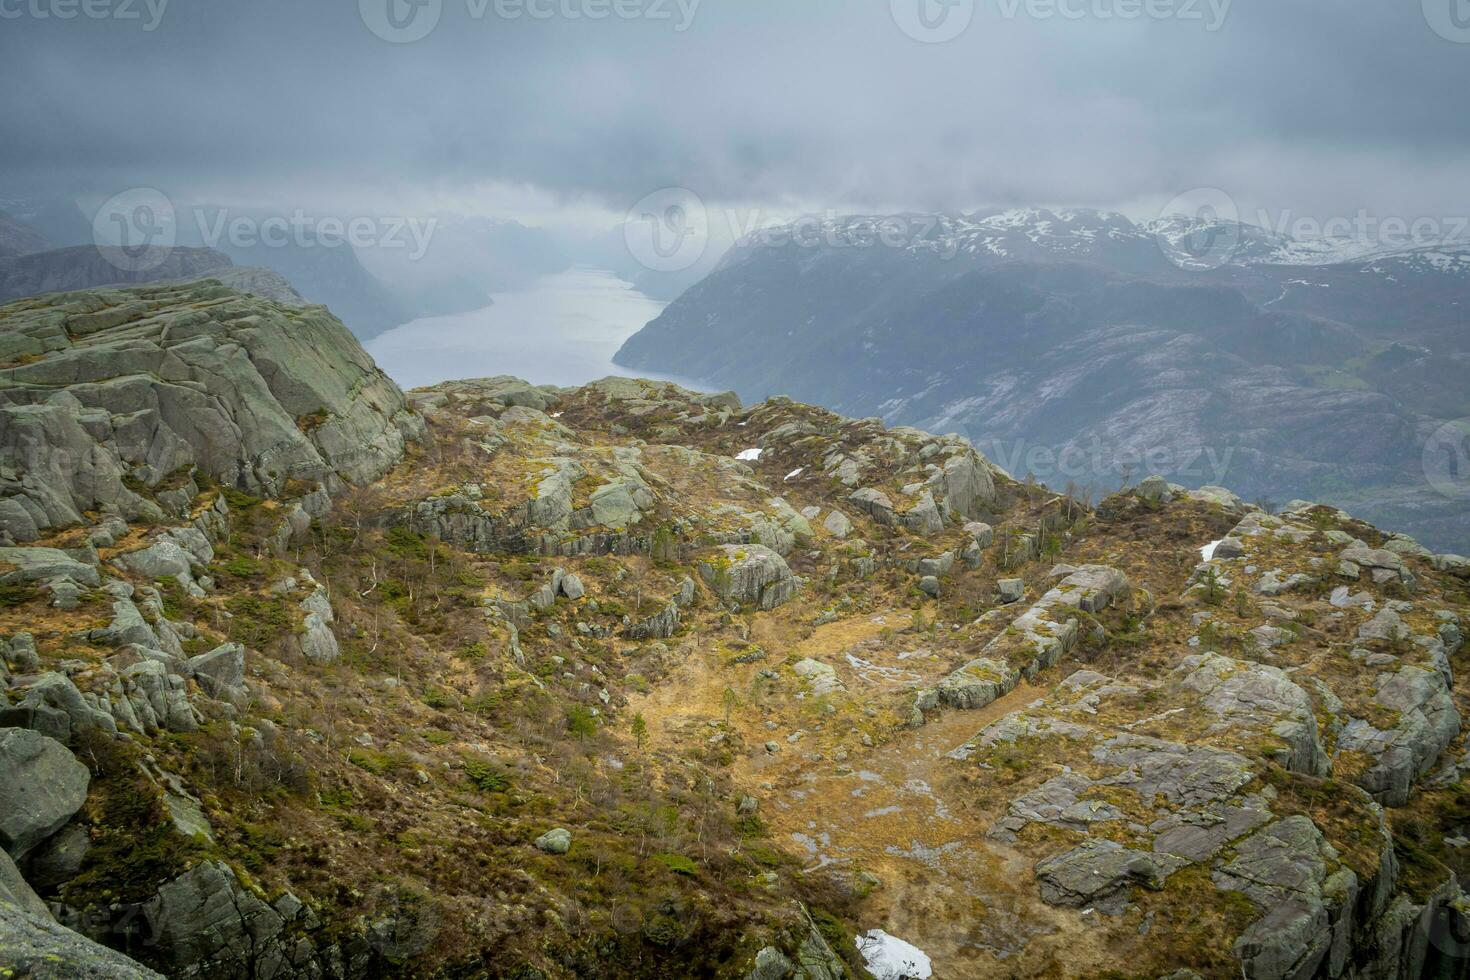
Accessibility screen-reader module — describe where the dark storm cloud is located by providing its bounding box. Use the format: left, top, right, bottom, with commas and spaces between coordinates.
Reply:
0, 0, 1466, 222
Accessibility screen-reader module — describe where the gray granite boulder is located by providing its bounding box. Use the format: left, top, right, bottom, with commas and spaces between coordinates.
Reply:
697, 544, 797, 611
0, 728, 90, 859
183, 643, 246, 702
142, 860, 289, 977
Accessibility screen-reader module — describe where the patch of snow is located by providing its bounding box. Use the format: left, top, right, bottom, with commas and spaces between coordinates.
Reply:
855, 930, 933, 980
1200, 540, 1223, 562
736, 448, 764, 461
785, 467, 805, 481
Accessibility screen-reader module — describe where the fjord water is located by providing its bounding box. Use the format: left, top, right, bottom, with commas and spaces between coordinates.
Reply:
367, 266, 702, 391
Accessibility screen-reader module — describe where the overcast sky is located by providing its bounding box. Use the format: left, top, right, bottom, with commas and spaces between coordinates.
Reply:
1, 0, 1467, 231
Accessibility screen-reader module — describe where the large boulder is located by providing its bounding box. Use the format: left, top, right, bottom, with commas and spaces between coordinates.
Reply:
697, 545, 797, 611
0, 728, 90, 859
0, 548, 101, 588
183, 643, 246, 702
1214, 816, 1350, 980
1336, 663, 1461, 806
2, 672, 116, 741
142, 860, 288, 976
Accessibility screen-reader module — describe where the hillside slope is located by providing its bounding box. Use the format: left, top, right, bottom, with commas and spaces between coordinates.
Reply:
0, 284, 1468, 978
614, 210, 1470, 554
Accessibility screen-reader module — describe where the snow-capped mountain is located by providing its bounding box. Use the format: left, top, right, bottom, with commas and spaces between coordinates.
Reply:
734, 206, 1470, 278
619, 206, 1470, 553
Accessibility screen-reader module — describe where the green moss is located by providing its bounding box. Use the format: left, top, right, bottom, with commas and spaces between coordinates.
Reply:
218, 555, 266, 581
652, 852, 698, 876
221, 487, 264, 511
234, 822, 285, 873
348, 748, 402, 775
385, 525, 430, 560
463, 759, 511, 793
224, 593, 293, 649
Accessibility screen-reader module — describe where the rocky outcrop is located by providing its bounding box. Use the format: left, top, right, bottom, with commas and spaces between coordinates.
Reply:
142, 860, 326, 978
1214, 816, 1365, 980
0, 728, 90, 859
697, 544, 797, 611
0, 282, 423, 542
1173, 653, 1329, 776
1035, 838, 1188, 914
183, 643, 247, 703
938, 565, 1128, 711
1337, 662, 1461, 807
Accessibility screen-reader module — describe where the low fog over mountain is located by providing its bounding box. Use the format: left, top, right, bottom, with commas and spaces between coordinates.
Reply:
2, 3, 1469, 979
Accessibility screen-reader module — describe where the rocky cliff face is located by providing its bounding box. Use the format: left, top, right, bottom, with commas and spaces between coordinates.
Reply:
0, 281, 423, 545
614, 210, 1470, 555
0, 245, 237, 303
1, 284, 1468, 979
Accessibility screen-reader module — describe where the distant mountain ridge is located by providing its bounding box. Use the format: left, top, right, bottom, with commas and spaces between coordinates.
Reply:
0, 244, 235, 302
0, 210, 50, 259
616, 207, 1470, 552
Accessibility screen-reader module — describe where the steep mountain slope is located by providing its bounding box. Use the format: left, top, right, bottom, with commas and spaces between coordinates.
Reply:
0, 210, 50, 259
1, 284, 1469, 979
614, 210, 1470, 554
